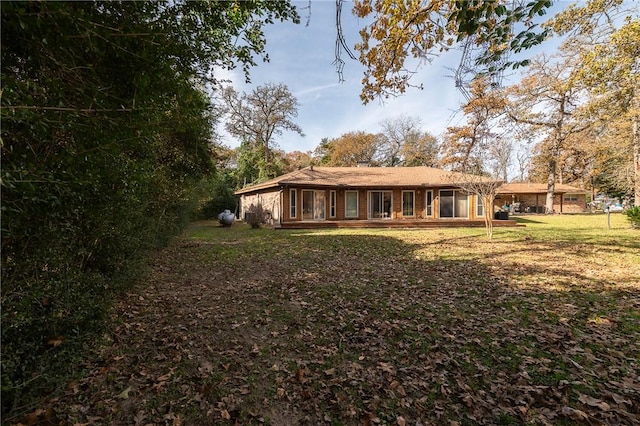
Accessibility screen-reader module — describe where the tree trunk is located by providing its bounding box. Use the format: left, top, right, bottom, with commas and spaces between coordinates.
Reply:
633, 113, 639, 205
483, 194, 494, 238
546, 157, 557, 214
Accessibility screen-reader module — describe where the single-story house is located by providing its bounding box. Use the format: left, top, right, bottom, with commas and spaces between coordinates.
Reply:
495, 182, 587, 213
234, 166, 514, 228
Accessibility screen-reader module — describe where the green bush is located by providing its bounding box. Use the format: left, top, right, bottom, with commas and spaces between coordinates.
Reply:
198, 175, 238, 220
624, 206, 640, 228
1, 0, 299, 419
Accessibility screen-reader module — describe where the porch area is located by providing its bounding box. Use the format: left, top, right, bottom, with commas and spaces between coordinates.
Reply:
276, 219, 521, 230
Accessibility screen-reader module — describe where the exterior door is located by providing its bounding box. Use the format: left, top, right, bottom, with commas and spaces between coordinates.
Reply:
302, 190, 325, 220
369, 191, 392, 219
439, 190, 468, 218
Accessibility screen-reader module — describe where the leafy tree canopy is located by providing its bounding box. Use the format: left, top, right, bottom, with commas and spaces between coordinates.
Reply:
315, 131, 383, 166
352, 0, 552, 103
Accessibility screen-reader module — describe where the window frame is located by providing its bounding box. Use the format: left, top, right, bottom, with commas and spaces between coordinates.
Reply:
439, 189, 469, 218
368, 190, 393, 219
302, 189, 326, 220
426, 190, 433, 217
289, 188, 297, 218
329, 190, 337, 218
476, 194, 484, 217
345, 190, 359, 218
402, 190, 415, 217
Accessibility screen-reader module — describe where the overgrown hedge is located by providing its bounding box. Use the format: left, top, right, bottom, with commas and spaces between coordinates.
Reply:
0, 1, 299, 419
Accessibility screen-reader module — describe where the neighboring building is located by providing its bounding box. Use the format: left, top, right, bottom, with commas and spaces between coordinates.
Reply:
234, 166, 512, 228
495, 183, 587, 213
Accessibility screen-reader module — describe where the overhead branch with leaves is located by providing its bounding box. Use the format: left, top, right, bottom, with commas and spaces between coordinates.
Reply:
351, 0, 552, 103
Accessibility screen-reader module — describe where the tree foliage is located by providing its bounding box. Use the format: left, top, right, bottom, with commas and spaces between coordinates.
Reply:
352, 0, 552, 103
378, 115, 438, 167
314, 131, 382, 166
221, 83, 304, 183
441, 76, 506, 175
0, 0, 299, 418
523, 0, 639, 203
588, 118, 637, 199
283, 150, 315, 172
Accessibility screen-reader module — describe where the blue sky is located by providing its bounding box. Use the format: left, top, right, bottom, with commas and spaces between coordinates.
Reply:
215, 1, 584, 155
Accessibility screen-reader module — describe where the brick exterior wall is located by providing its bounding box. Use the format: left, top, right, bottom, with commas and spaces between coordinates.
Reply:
239, 189, 281, 224
278, 187, 483, 222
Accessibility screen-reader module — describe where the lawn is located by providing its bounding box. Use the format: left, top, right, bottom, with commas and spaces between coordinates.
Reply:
47, 213, 639, 425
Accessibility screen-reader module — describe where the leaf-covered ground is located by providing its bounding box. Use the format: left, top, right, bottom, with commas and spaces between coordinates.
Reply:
45, 215, 640, 424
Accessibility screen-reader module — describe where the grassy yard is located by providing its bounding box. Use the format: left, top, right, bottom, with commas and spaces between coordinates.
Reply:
45, 213, 639, 425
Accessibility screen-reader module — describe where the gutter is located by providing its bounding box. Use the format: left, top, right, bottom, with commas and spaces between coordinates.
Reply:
279, 186, 284, 227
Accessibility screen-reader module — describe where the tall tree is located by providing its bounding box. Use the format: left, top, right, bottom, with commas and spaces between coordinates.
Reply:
378, 115, 437, 166
546, 0, 638, 202
318, 131, 382, 166
222, 83, 304, 181
578, 19, 639, 203
401, 132, 439, 167
440, 76, 506, 174
506, 54, 590, 213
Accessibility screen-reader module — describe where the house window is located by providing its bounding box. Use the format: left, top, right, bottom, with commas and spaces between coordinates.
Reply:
330, 190, 336, 218
402, 191, 415, 217
289, 189, 297, 218
426, 190, 433, 216
564, 194, 578, 202
345, 190, 359, 218
476, 194, 484, 217
302, 190, 325, 220
368, 191, 392, 219
439, 189, 468, 218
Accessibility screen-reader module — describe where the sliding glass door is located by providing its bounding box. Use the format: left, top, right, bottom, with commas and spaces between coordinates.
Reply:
439, 190, 468, 218
368, 191, 392, 219
302, 190, 325, 220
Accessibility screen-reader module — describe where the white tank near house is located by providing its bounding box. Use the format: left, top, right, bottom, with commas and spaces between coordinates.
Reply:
217, 209, 235, 227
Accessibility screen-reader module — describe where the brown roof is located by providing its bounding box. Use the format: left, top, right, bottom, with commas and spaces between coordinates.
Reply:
235, 166, 497, 195
498, 182, 586, 194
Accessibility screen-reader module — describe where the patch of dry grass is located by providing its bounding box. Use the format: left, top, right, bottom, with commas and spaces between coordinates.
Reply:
47, 214, 639, 425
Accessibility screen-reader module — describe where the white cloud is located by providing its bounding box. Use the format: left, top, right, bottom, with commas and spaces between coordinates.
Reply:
294, 83, 342, 98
